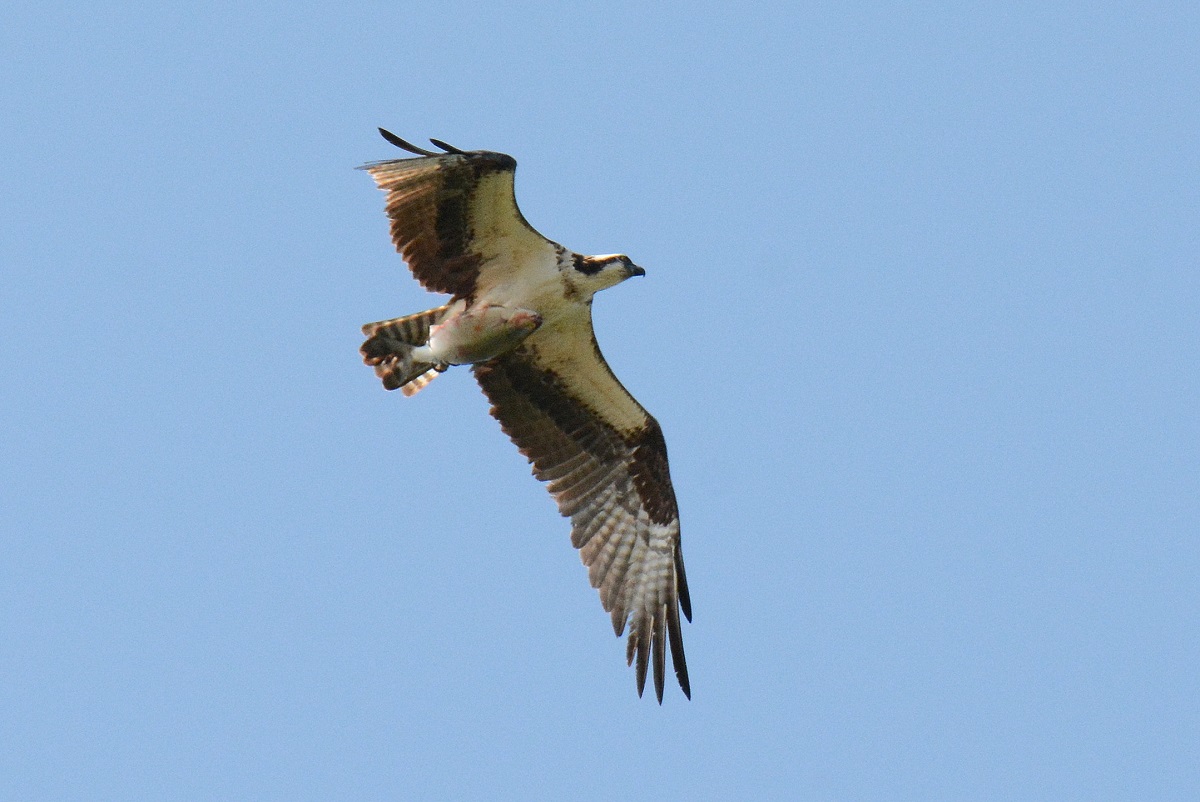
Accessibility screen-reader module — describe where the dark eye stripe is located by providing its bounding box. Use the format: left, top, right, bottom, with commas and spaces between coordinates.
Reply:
573, 254, 605, 275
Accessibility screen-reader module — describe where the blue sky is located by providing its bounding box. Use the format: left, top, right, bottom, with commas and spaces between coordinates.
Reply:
3, 1, 1197, 798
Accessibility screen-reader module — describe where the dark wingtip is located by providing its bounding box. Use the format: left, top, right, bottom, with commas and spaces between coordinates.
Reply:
668, 602, 691, 699
676, 545, 693, 622
675, 653, 692, 699
653, 614, 667, 703
377, 128, 438, 157
429, 137, 467, 155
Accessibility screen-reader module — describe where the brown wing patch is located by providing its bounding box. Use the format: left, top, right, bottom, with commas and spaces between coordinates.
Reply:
473, 353, 691, 702
629, 422, 679, 526
362, 150, 529, 297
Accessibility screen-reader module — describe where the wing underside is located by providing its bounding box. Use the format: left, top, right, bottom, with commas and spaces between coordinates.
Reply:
473, 337, 691, 702
361, 133, 555, 297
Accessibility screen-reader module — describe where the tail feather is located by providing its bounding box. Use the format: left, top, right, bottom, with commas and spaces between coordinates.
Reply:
361, 305, 450, 342
361, 306, 449, 394
399, 367, 440, 397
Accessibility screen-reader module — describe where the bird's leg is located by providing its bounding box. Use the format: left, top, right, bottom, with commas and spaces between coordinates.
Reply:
427, 303, 543, 365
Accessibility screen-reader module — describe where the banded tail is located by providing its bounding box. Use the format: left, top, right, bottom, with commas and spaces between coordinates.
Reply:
361, 305, 450, 396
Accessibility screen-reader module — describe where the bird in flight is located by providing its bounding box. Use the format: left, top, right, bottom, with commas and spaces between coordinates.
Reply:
359, 128, 691, 701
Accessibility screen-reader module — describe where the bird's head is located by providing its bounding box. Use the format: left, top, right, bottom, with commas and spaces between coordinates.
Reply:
569, 253, 645, 297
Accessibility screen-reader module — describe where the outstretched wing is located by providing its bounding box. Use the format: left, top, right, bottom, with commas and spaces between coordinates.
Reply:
360, 129, 556, 298
472, 315, 691, 702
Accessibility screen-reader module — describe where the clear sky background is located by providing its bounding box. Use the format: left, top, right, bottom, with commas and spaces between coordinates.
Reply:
3, 1, 1197, 799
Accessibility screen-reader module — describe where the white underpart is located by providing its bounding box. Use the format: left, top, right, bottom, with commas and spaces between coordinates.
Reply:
469, 170, 568, 306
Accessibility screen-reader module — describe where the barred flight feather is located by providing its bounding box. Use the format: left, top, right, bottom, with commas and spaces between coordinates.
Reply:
473, 352, 691, 702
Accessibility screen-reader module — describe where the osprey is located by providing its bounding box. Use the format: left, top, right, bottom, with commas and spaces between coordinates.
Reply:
359, 129, 691, 701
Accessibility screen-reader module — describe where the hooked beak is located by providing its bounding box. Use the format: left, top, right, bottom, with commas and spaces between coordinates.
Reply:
627, 262, 646, 278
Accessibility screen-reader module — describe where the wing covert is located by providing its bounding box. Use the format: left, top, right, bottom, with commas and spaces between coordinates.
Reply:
473, 346, 691, 702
